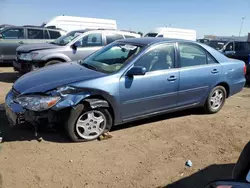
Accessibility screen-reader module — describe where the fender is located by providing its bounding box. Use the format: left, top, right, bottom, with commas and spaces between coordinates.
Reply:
41, 53, 71, 62
83, 98, 109, 109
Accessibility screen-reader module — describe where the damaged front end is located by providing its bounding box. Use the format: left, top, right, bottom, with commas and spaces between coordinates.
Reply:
5, 86, 91, 128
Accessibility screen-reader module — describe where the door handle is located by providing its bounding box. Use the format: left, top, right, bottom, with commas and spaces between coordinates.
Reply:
167, 75, 177, 81
211, 69, 219, 74
19, 41, 24, 44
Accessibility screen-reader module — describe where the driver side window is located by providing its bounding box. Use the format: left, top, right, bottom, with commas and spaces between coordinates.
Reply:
134, 44, 175, 72
225, 42, 233, 51
80, 33, 103, 47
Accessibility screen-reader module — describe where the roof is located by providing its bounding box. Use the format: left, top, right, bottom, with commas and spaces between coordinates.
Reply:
116, 37, 190, 46
0, 26, 65, 31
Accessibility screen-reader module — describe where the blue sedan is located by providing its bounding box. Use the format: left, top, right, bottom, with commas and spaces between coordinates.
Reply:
5, 38, 246, 142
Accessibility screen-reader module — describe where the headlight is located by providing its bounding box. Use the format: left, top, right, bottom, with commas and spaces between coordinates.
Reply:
19, 53, 39, 61
16, 95, 61, 111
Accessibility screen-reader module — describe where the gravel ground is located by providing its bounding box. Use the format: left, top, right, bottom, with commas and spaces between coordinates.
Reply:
0, 66, 249, 188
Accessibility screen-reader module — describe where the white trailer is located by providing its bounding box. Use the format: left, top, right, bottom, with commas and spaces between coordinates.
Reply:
45, 16, 117, 32
145, 27, 197, 41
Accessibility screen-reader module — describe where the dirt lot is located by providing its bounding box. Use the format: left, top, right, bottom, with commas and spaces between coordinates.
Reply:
0, 66, 250, 188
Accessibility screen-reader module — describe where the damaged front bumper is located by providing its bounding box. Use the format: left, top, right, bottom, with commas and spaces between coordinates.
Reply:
5, 88, 90, 126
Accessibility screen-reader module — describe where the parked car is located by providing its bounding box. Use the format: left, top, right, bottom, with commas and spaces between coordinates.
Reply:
13, 29, 141, 73
206, 39, 228, 50
0, 26, 66, 64
5, 38, 246, 142
219, 41, 250, 82
196, 38, 210, 44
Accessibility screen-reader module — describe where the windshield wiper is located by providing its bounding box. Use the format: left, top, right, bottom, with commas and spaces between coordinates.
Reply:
81, 63, 98, 71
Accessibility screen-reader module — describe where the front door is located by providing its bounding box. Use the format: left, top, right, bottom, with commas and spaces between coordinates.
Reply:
70, 33, 104, 61
119, 43, 179, 120
177, 43, 222, 106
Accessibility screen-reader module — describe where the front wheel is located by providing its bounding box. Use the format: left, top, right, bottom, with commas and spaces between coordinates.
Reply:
204, 86, 227, 114
65, 104, 113, 142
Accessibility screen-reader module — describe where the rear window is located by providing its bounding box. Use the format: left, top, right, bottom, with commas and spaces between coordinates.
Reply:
145, 33, 158, 37
207, 41, 227, 50
49, 30, 61, 39
235, 42, 250, 52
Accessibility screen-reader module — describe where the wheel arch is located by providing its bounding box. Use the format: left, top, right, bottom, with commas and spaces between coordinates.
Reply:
81, 95, 116, 124
216, 82, 230, 98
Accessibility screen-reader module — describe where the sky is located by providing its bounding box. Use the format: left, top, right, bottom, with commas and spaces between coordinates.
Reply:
0, 0, 250, 38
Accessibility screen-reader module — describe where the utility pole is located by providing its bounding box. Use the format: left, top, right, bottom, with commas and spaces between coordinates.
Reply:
239, 17, 245, 37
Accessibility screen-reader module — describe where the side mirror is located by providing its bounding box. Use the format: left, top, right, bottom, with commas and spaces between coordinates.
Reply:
126, 66, 146, 76
0, 34, 3, 39
71, 41, 81, 50
206, 181, 250, 188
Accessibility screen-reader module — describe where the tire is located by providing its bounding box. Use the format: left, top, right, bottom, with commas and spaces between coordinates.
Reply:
44, 60, 62, 67
204, 86, 227, 114
65, 104, 113, 142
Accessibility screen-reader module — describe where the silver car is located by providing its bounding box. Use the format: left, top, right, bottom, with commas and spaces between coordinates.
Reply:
13, 29, 141, 73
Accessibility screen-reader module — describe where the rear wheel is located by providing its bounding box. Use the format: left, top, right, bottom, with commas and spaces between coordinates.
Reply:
44, 60, 62, 66
65, 104, 113, 142
204, 86, 227, 114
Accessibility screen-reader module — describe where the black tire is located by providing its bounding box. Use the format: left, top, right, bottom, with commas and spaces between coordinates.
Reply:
65, 104, 113, 142
44, 60, 62, 66
204, 86, 227, 114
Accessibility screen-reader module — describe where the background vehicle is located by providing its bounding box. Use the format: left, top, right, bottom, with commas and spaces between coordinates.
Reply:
206, 39, 228, 50
145, 27, 196, 41
206, 141, 250, 187
5, 38, 246, 142
197, 38, 210, 44
14, 29, 141, 73
0, 26, 66, 64
44, 16, 117, 32
219, 41, 250, 82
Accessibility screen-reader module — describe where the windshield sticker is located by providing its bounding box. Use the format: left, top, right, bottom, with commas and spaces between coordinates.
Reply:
121, 44, 137, 51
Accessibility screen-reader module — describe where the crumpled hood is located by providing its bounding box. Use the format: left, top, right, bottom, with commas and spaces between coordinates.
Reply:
13, 61, 106, 94
17, 43, 62, 53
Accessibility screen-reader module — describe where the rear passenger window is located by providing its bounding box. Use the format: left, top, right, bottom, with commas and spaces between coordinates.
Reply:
124, 35, 136, 39
49, 31, 61, 39
106, 34, 124, 44
207, 54, 217, 64
235, 42, 249, 52
27, 29, 44, 39
179, 44, 207, 67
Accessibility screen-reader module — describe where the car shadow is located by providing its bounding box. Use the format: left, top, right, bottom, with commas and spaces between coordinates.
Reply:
0, 109, 70, 143
0, 72, 20, 83
0, 107, 203, 144
160, 163, 235, 188
112, 108, 204, 132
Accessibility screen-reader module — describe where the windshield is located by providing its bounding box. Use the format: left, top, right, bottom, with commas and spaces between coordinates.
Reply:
207, 41, 227, 50
145, 33, 158, 37
80, 42, 143, 74
51, 30, 84, 46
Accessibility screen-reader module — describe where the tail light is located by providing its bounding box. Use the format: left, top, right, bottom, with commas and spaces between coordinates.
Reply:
217, 186, 232, 188
244, 64, 247, 75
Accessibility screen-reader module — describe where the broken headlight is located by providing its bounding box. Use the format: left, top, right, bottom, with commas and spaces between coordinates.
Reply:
16, 95, 61, 111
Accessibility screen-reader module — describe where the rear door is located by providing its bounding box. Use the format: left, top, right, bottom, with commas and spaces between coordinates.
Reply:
177, 42, 222, 106
70, 32, 104, 61
233, 42, 250, 64
0, 27, 25, 63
